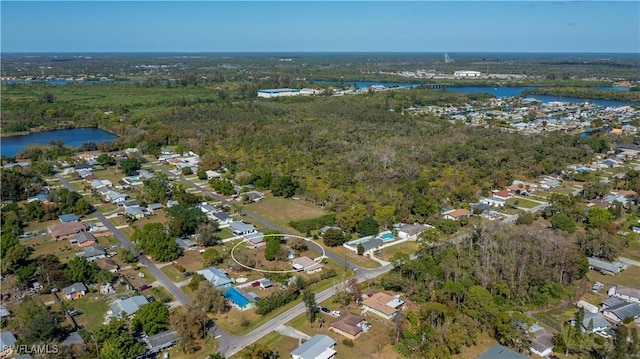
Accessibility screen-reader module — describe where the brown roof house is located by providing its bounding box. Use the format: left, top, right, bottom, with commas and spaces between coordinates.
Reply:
96, 258, 120, 273
69, 232, 97, 247
362, 292, 405, 320
442, 208, 471, 221
48, 222, 86, 240
329, 312, 369, 340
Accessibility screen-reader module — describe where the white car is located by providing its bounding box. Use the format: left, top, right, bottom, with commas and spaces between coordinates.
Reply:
330, 310, 341, 317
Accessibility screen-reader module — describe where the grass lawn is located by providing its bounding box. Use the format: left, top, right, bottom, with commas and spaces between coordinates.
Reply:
587, 265, 640, 289
553, 186, 580, 195
506, 197, 541, 209
219, 227, 234, 239
622, 237, 640, 262
72, 297, 110, 332
244, 196, 327, 234
379, 241, 419, 262
165, 338, 218, 359
285, 306, 398, 359
453, 332, 496, 359
161, 264, 184, 282
259, 332, 299, 359
319, 239, 380, 269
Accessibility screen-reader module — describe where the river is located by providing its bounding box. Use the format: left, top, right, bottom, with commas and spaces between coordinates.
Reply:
1, 128, 117, 157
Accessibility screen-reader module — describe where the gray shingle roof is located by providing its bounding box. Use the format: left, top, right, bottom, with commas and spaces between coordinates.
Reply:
108, 295, 148, 319
478, 344, 527, 359
62, 282, 88, 296
196, 266, 232, 288
83, 245, 106, 259
588, 257, 627, 273
606, 302, 640, 321
0, 332, 17, 349
290, 334, 336, 359
582, 312, 610, 330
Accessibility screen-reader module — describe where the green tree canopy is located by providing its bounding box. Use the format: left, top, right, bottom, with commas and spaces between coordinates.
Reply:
133, 223, 181, 262
132, 301, 169, 335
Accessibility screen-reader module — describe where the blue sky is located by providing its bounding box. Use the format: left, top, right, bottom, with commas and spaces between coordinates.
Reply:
1, 1, 638, 53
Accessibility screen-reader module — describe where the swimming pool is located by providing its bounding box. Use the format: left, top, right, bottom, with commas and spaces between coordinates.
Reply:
382, 233, 395, 240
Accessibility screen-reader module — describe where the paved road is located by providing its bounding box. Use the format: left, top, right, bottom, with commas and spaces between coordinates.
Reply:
222, 263, 392, 358
619, 256, 640, 267
147, 161, 368, 272
55, 173, 194, 306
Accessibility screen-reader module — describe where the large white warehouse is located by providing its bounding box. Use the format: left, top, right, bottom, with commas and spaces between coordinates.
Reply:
454, 70, 482, 78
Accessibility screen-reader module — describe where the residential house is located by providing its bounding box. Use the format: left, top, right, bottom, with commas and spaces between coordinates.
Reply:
0, 307, 10, 322
601, 297, 626, 310
589, 200, 613, 209
83, 245, 106, 262
148, 203, 163, 212
291, 256, 323, 274
587, 257, 627, 275
579, 312, 611, 333
609, 285, 640, 303
62, 282, 88, 300
141, 330, 179, 357
539, 179, 561, 189
59, 213, 80, 223
48, 222, 86, 240
198, 203, 217, 214
211, 212, 233, 226
442, 208, 470, 221
229, 221, 257, 236
395, 223, 432, 240
0, 331, 17, 358
77, 151, 102, 161
27, 192, 49, 203
205, 170, 222, 180
167, 200, 179, 208
603, 302, 640, 323
125, 206, 148, 219
176, 237, 197, 250
493, 189, 513, 200
243, 232, 265, 249
69, 232, 97, 247
479, 196, 506, 207
528, 325, 554, 357
259, 278, 273, 290
122, 199, 139, 208
160, 147, 175, 155
105, 190, 127, 204
100, 283, 116, 295
319, 226, 342, 235
105, 295, 149, 322
477, 344, 527, 359
222, 287, 254, 311
291, 334, 337, 359
362, 292, 405, 320
196, 266, 233, 289
329, 312, 368, 340
244, 191, 264, 202
95, 258, 119, 273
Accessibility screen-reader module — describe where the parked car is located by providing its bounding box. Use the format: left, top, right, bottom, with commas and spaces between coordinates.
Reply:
138, 284, 152, 291
251, 281, 261, 287
330, 310, 341, 317
147, 296, 156, 302
592, 282, 604, 292
68, 310, 82, 317
320, 307, 330, 314
182, 272, 194, 278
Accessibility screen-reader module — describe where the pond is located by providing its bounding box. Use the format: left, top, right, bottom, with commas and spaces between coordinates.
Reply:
1, 128, 118, 157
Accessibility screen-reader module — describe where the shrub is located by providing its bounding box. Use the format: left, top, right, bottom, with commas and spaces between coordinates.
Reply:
342, 339, 354, 347
174, 264, 186, 273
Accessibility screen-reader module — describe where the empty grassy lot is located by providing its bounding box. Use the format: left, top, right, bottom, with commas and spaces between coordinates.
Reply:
587, 265, 640, 289
244, 196, 327, 234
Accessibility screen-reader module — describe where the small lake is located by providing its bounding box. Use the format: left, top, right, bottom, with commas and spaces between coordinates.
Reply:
1, 128, 117, 157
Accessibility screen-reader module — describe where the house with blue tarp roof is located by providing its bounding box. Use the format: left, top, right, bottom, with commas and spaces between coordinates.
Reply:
223, 287, 254, 311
